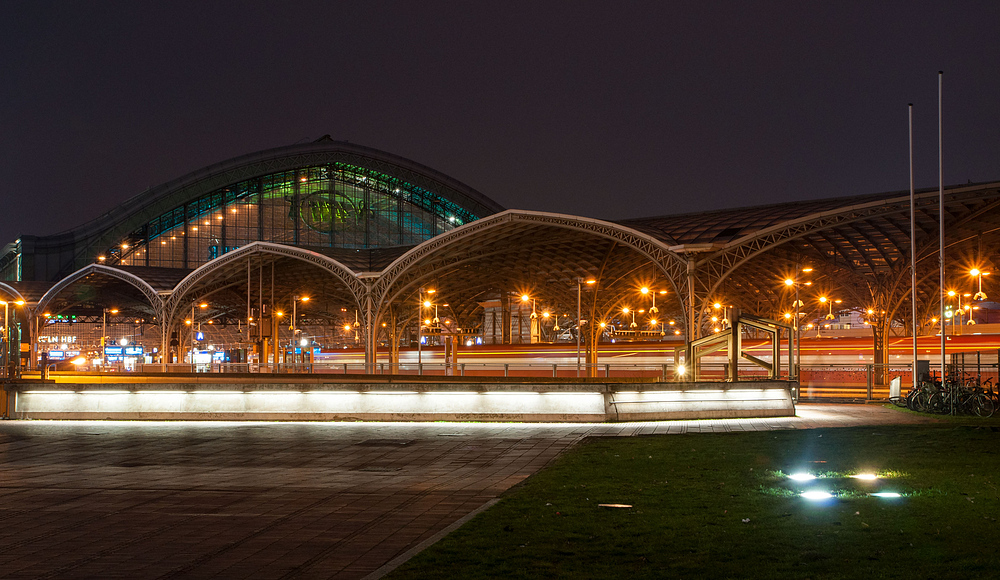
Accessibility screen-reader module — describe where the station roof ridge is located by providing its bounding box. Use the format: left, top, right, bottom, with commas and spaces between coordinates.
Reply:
618, 179, 1000, 246
39, 136, 506, 243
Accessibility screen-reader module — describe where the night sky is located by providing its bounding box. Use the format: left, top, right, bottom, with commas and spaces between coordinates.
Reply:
2, 1, 998, 245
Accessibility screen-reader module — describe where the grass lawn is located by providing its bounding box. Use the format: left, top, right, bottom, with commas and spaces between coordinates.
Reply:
389, 416, 1000, 579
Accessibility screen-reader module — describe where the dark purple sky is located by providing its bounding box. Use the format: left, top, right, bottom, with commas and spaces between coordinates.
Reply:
2, 1, 998, 244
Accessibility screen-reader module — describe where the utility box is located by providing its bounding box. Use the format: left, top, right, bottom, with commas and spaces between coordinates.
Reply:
915, 359, 930, 382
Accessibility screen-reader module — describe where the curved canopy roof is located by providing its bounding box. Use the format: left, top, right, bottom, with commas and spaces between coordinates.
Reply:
72, 136, 505, 246
13, 136, 505, 281
621, 180, 1000, 327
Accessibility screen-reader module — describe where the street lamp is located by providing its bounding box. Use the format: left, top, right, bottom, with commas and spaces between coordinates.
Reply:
784, 267, 812, 379
417, 288, 434, 370
816, 296, 842, 335
101, 307, 119, 368
187, 301, 208, 368
622, 306, 638, 329
639, 286, 660, 315
970, 268, 989, 302
945, 290, 959, 336
576, 278, 596, 377
289, 296, 309, 367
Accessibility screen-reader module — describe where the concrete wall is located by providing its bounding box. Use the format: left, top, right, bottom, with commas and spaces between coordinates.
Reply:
8, 380, 796, 422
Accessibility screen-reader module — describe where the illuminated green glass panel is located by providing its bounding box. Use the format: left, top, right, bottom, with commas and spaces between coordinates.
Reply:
111, 163, 485, 268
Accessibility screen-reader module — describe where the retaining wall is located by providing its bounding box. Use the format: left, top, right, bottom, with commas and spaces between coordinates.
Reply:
5, 377, 795, 422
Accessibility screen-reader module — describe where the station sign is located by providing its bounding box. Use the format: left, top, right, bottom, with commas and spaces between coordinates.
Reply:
124, 346, 144, 356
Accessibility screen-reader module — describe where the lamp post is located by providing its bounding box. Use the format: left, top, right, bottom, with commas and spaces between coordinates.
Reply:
576, 280, 582, 376
639, 286, 661, 317
527, 295, 540, 344
623, 307, 637, 329
971, 268, 989, 302
642, 287, 667, 340
576, 278, 595, 377
944, 290, 957, 338
784, 266, 812, 379
102, 307, 118, 369
187, 301, 207, 369
417, 289, 434, 372
816, 296, 842, 337
290, 295, 309, 369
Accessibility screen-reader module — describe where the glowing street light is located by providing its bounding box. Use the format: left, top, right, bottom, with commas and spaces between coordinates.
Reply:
577, 278, 596, 377
101, 307, 119, 368
623, 306, 637, 329
970, 267, 989, 302
417, 288, 435, 370
640, 286, 659, 315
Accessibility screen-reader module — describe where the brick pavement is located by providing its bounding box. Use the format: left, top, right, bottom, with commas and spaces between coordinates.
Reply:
0, 404, 936, 579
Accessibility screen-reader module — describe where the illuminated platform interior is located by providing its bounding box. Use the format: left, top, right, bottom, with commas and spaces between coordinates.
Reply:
6, 378, 795, 422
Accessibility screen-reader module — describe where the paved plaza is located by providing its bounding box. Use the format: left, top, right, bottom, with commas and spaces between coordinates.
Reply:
0, 405, 936, 579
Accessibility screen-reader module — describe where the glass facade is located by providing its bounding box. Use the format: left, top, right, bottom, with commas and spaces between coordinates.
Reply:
113, 163, 481, 268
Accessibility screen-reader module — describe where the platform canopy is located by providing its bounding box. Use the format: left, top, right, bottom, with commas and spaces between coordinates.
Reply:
3, 135, 998, 373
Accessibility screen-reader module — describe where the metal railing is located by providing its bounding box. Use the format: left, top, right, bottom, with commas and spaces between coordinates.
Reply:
139, 361, 679, 379
797, 363, 915, 401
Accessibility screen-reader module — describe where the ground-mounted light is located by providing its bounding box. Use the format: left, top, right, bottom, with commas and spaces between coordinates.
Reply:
788, 473, 816, 481
870, 492, 901, 498
800, 491, 833, 500
851, 473, 878, 480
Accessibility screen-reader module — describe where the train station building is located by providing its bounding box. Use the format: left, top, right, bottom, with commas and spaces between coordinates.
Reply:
1, 136, 998, 385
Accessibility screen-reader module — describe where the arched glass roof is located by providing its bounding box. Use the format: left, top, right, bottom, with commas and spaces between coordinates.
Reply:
4, 137, 505, 281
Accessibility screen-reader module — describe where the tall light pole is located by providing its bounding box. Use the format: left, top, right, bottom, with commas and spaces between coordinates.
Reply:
186, 301, 207, 369
784, 266, 811, 378
784, 278, 800, 378
290, 295, 309, 369
417, 289, 433, 372
816, 296, 841, 337
102, 307, 118, 369
938, 70, 946, 391
576, 278, 595, 378
909, 102, 918, 388
971, 268, 989, 302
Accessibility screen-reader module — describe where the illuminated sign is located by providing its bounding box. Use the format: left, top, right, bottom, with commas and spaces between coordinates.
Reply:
104, 346, 124, 356
47, 351, 65, 360
195, 331, 205, 341
38, 336, 77, 344
124, 346, 144, 356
